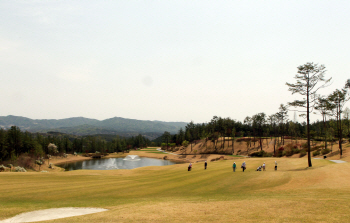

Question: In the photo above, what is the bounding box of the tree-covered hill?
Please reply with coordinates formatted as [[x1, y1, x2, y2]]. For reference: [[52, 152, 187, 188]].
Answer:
[[0, 116, 187, 138]]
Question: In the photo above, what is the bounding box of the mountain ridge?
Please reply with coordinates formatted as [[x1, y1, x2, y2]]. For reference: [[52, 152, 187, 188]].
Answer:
[[0, 115, 187, 137]]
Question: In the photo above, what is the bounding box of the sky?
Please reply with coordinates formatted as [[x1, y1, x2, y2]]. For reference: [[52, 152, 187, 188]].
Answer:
[[1, 1, 349, 124]]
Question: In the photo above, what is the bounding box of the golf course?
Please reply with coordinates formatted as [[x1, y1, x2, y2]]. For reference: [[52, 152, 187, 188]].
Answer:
[[1, 153, 350, 222]]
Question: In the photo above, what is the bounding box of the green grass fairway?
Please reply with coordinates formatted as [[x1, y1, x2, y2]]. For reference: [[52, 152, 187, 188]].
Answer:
[[1, 158, 350, 222]]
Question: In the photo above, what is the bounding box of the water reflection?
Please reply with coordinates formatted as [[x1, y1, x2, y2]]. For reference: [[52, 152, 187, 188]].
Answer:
[[58, 157, 176, 171]]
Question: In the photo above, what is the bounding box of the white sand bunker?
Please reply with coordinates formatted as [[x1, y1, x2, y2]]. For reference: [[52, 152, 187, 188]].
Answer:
[[0, 207, 108, 223]]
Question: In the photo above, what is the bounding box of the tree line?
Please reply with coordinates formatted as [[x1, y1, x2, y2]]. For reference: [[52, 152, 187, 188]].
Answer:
[[162, 63, 349, 167], [0, 127, 150, 162]]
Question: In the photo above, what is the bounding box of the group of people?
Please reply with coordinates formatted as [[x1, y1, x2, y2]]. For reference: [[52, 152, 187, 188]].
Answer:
[[188, 161, 207, 171], [188, 160, 278, 172], [237, 161, 278, 172], [256, 163, 266, 171]]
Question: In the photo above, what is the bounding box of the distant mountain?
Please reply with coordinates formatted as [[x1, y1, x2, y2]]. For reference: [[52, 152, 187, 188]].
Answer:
[[0, 115, 187, 139]]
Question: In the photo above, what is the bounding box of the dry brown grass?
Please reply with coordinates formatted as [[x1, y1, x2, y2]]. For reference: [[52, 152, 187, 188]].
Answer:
[[1, 157, 350, 222]]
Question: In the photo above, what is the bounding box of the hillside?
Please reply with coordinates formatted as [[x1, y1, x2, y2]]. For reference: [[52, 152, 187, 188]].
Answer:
[[167, 137, 350, 161], [0, 115, 187, 138]]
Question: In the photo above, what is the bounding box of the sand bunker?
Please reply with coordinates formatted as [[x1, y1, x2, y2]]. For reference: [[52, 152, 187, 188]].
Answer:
[[0, 207, 108, 223]]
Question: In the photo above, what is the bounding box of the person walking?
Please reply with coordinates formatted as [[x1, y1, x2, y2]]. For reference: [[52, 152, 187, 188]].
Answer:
[[242, 161, 246, 172], [188, 163, 192, 171], [275, 161, 277, 171], [233, 162, 236, 172], [204, 161, 207, 170], [263, 162, 266, 171]]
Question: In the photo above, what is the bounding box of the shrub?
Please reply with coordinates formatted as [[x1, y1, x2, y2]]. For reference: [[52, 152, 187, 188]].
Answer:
[[16, 154, 34, 170], [311, 145, 323, 151], [0, 165, 7, 172], [14, 166, 27, 172], [312, 150, 320, 156], [266, 152, 273, 157], [182, 140, 189, 147], [292, 148, 300, 154], [250, 150, 272, 157], [321, 148, 331, 155], [284, 143, 294, 150], [300, 150, 306, 157], [285, 149, 294, 157]]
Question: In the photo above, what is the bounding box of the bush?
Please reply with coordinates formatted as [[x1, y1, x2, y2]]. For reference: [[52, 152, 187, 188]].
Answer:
[[292, 148, 300, 154], [321, 148, 331, 155], [284, 143, 294, 150], [312, 150, 320, 156], [250, 150, 272, 157], [300, 150, 306, 157], [14, 166, 27, 172], [311, 145, 323, 151], [285, 149, 294, 157], [16, 154, 34, 170], [0, 165, 7, 172], [182, 140, 189, 147]]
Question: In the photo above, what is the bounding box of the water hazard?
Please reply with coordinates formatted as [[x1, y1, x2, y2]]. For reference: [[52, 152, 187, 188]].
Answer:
[[58, 155, 177, 171]]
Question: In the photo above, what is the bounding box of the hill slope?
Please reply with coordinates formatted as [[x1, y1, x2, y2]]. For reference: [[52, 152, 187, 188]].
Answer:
[[0, 115, 187, 137]]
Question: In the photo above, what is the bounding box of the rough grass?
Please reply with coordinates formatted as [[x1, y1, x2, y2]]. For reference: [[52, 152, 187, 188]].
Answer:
[[1, 158, 350, 222]]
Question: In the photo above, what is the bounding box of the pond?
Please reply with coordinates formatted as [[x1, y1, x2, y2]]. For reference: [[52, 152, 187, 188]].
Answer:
[[57, 155, 177, 171]]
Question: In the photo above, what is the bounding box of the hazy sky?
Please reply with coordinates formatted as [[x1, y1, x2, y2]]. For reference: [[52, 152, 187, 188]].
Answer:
[[1, 1, 349, 123]]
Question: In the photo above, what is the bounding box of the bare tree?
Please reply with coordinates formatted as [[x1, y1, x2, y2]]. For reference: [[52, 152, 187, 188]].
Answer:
[[286, 62, 332, 167]]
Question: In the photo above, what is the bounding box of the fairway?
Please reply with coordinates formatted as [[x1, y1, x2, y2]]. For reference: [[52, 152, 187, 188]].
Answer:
[[1, 158, 350, 222]]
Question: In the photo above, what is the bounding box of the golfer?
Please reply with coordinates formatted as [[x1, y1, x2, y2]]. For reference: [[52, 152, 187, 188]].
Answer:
[[242, 161, 246, 172], [275, 161, 277, 171], [188, 163, 192, 171]]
